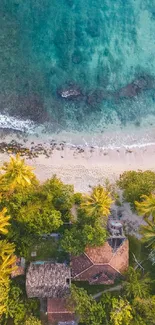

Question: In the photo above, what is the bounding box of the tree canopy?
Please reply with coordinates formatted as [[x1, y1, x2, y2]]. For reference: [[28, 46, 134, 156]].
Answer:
[[123, 267, 151, 300], [0, 154, 38, 194], [117, 170, 155, 209], [1, 154, 155, 325], [81, 185, 113, 221], [135, 193, 155, 221], [0, 208, 10, 235], [61, 207, 107, 255], [24, 315, 42, 325]]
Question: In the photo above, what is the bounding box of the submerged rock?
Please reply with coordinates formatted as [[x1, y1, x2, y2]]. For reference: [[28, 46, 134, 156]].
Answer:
[[57, 86, 82, 100], [116, 75, 155, 99], [86, 89, 111, 106]]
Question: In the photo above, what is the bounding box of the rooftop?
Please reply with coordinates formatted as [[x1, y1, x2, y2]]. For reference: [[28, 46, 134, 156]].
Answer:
[[47, 298, 75, 325], [71, 239, 129, 282], [26, 262, 71, 298]]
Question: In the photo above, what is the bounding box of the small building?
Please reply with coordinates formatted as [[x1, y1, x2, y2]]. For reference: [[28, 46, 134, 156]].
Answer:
[[47, 298, 76, 325], [71, 219, 129, 285], [26, 262, 75, 324], [11, 256, 25, 278]]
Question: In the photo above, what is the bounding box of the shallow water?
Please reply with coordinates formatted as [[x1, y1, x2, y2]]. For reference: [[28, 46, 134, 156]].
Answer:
[[1, 0, 155, 146]]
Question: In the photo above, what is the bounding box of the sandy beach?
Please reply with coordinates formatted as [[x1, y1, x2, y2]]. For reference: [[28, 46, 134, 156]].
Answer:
[[0, 132, 155, 193]]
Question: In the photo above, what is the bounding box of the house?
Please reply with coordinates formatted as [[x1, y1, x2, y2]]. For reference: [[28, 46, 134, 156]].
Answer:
[[26, 262, 71, 298], [26, 219, 128, 323], [11, 256, 25, 278], [47, 298, 76, 325], [71, 219, 129, 284], [26, 262, 75, 325]]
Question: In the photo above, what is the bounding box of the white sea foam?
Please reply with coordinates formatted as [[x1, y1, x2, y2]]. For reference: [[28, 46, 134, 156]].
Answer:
[[0, 114, 36, 134], [0, 114, 155, 150]]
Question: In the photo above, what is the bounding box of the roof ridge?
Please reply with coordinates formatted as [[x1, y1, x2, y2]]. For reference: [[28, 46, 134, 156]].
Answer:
[[108, 239, 128, 269], [106, 263, 122, 275], [84, 252, 95, 264], [93, 262, 122, 275], [72, 263, 93, 278]]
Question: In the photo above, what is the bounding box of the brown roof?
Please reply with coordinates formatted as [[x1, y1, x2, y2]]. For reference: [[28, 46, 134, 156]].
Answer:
[[109, 239, 129, 273], [85, 241, 114, 264], [26, 262, 71, 298], [71, 253, 93, 277], [47, 298, 75, 325], [74, 264, 118, 284], [11, 256, 25, 278], [71, 239, 129, 284]]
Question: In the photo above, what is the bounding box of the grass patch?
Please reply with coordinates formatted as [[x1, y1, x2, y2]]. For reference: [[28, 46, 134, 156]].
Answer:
[[73, 281, 114, 295], [29, 238, 69, 263]]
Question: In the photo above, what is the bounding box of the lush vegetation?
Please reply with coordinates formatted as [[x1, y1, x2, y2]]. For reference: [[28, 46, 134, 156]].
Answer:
[[0, 155, 155, 324], [117, 170, 155, 209]]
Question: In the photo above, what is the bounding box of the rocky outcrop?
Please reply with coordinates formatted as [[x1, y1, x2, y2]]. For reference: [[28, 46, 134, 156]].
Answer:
[[57, 86, 82, 100], [116, 75, 155, 99]]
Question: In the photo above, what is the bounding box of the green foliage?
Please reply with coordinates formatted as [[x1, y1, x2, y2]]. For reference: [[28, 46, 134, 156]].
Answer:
[[24, 315, 42, 325], [69, 285, 105, 325], [81, 185, 113, 221], [70, 285, 133, 325], [140, 221, 155, 251], [110, 298, 133, 325], [82, 222, 107, 246], [73, 192, 83, 204], [132, 296, 155, 325], [61, 192, 108, 255], [61, 217, 107, 255], [123, 267, 151, 299], [42, 175, 74, 220], [0, 176, 75, 255], [135, 193, 155, 221], [4, 282, 39, 325], [17, 202, 62, 235], [0, 208, 11, 236], [0, 154, 38, 195], [0, 277, 10, 318], [117, 170, 155, 208], [61, 227, 84, 255]]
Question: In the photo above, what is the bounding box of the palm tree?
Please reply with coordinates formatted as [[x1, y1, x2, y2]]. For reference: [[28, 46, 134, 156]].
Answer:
[[140, 221, 155, 250], [135, 193, 155, 222], [0, 208, 10, 235], [81, 185, 113, 220], [0, 240, 16, 279], [0, 154, 37, 192], [0, 240, 15, 261], [123, 267, 151, 299], [0, 276, 10, 318], [139, 219, 155, 265]]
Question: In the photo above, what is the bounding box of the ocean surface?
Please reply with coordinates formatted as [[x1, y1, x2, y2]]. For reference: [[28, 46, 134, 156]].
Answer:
[[1, 0, 155, 148]]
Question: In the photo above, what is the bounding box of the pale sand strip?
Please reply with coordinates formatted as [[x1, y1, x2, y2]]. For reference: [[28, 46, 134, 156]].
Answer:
[[0, 141, 155, 192]]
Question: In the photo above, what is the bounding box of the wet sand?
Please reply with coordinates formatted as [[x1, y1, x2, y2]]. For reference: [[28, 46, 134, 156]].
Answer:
[[0, 133, 155, 192]]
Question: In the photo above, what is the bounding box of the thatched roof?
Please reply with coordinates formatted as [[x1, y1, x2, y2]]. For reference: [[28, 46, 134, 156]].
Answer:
[[26, 262, 71, 298]]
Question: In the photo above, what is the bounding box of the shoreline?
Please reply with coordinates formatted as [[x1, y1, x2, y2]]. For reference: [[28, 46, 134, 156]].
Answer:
[[0, 132, 155, 192]]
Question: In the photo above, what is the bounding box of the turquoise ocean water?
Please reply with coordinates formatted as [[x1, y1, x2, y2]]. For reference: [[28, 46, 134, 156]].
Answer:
[[1, 0, 155, 147]]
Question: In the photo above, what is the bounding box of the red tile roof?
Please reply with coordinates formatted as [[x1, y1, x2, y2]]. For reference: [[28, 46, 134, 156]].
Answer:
[[71, 253, 93, 277], [47, 298, 75, 325], [85, 242, 114, 264], [71, 239, 129, 284]]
